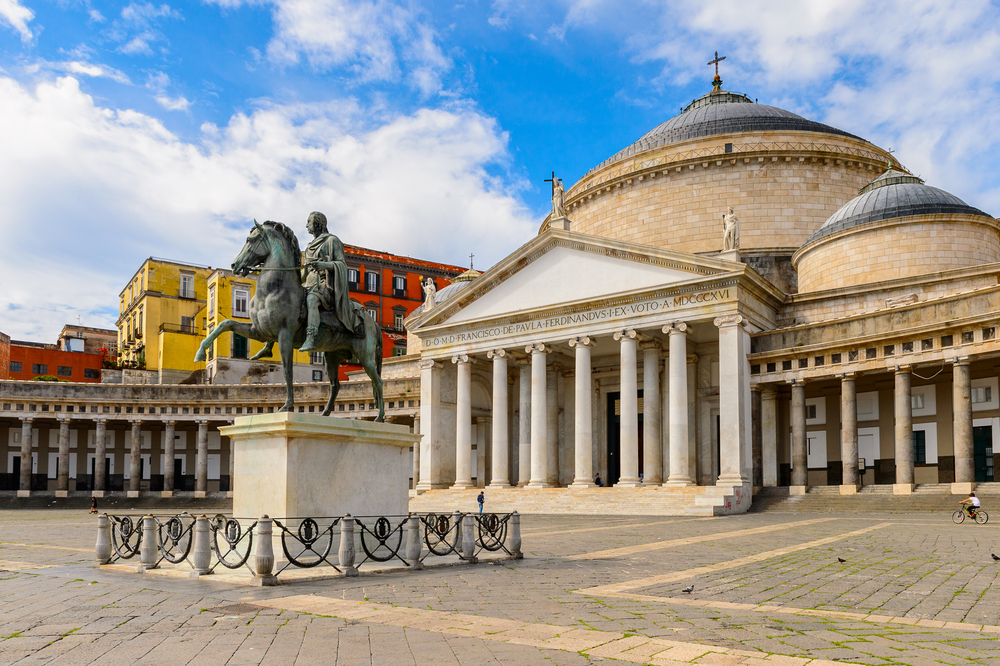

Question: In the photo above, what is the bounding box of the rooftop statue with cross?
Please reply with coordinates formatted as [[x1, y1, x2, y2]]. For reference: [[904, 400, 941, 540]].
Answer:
[[545, 171, 566, 218], [708, 50, 726, 91]]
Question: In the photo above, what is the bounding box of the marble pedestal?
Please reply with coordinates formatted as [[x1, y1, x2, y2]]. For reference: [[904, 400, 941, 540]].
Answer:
[[221, 413, 419, 520]]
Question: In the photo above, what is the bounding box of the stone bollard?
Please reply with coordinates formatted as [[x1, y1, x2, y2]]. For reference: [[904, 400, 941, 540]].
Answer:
[[509, 511, 522, 559], [452, 510, 463, 554], [253, 516, 277, 586], [406, 514, 423, 570], [190, 515, 211, 576], [462, 513, 477, 564], [338, 514, 358, 577], [139, 515, 159, 571], [95, 513, 112, 566]]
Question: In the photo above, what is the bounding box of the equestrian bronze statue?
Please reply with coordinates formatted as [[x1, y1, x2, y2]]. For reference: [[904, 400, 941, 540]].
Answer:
[[194, 213, 384, 420]]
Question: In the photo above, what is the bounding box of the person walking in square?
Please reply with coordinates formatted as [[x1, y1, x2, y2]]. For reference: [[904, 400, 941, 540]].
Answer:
[[477, 491, 485, 515], [89, 496, 98, 514]]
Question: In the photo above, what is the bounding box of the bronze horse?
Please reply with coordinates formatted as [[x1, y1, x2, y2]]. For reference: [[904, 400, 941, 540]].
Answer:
[[194, 220, 384, 420]]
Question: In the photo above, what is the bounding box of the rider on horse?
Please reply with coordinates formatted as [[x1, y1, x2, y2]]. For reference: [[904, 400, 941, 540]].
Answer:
[[300, 211, 365, 352]]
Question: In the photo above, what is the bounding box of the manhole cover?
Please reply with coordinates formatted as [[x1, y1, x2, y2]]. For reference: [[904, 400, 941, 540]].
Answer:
[[206, 603, 265, 616]]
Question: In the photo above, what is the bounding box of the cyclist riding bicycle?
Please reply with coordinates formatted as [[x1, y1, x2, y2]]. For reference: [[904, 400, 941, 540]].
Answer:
[[960, 492, 981, 517]]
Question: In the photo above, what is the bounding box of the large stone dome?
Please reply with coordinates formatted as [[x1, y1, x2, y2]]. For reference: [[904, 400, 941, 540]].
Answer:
[[794, 171, 999, 292]]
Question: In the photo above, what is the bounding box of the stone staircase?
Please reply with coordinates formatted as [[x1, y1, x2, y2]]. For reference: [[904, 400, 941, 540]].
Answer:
[[408, 484, 750, 517], [749, 484, 1000, 513]]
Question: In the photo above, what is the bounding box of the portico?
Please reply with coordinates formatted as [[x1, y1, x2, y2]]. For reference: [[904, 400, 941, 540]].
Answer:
[[407, 228, 781, 515]]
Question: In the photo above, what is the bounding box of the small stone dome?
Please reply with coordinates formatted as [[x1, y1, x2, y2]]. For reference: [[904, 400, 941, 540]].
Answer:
[[587, 88, 860, 175], [806, 170, 991, 244]]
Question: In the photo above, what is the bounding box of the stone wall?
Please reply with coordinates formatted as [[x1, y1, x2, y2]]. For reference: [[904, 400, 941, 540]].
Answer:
[[563, 132, 892, 255], [795, 215, 1000, 293]]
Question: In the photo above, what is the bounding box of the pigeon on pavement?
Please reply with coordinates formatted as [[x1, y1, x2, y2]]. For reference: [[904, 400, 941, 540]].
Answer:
[[681, 585, 694, 594], [991, 553, 1000, 562], [838, 557, 846, 564]]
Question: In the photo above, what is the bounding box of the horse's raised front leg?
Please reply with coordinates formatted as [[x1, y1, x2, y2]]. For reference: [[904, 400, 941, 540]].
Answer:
[[249, 341, 274, 361], [276, 328, 295, 412], [194, 319, 258, 362], [322, 353, 344, 416]]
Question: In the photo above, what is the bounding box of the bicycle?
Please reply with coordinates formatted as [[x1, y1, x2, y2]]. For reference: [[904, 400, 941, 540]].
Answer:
[[952, 506, 989, 524]]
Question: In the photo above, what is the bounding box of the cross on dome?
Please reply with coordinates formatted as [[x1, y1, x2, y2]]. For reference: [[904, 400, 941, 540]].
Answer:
[[708, 51, 726, 90]]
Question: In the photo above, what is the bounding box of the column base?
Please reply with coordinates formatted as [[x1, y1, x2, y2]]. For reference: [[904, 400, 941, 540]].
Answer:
[[525, 481, 554, 488], [450, 482, 474, 490], [161, 491, 174, 498], [614, 479, 642, 488], [91, 491, 105, 498], [839, 484, 860, 495], [716, 474, 748, 487], [951, 481, 976, 494], [892, 483, 915, 495], [194, 491, 207, 498], [127, 491, 140, 498], [226, 491, 234, 498], [251, 574, 278, 587], [789, 485, 808, 496], [569, 481, 596, 489], [487, 482, 511, 489], [663, 477, 693, 487], [16, 490, 30, 498], [55, 490, 69, 498], [642, 479, 663, 487]]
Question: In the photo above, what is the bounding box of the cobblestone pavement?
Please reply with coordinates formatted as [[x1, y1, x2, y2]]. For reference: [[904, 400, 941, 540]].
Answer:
[[2, 509, 1000, 664]]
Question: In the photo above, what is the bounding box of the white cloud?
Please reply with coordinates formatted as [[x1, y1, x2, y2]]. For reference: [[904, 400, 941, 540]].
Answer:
[[26, 59, 132, 84], [109, 3, 182, 56], [119, 32, 157, 55], [0, 75, 535, 340], [155, 94, 191, 111], [0, 0, 34, 41]]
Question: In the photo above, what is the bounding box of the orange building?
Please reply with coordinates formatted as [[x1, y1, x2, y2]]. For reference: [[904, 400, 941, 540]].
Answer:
[[340, 245, 467, 379], [0, 332, 9, 381], [8, 340, 105, 383]]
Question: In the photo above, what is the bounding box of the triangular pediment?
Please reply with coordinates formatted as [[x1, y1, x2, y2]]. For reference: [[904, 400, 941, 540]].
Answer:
[[412, 229, 741, 330]]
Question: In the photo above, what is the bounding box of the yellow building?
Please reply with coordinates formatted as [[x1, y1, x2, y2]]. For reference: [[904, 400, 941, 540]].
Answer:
[[116, 258, 316, 384]]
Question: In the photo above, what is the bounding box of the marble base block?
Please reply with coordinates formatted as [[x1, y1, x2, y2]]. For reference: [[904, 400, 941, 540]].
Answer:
[[951, 481, 976, 495], [892, 483, 915, 495], [221, 413, 420, 520], [55, 490, 68, 498], [91, 491, 105, 498], [839, 484, 859, 495], [194, 491, 207, 499], [161, 491, 173, 498], [788, 485, 808, 496], [127, 491, 140, 498], [16, 490, 29, 498]]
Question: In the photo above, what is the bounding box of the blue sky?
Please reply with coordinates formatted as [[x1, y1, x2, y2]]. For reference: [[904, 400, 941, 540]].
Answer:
[[2, 0, 1000, 340]]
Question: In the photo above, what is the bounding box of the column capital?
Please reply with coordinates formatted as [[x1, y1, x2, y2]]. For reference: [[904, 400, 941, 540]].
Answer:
[[713, 313, 744, 328], [568, 335, 595, 348], [451, 354, 474, 365], [57, 416, 72, 424], [165, 420, 176, 426], [840, 372, 857, 380], [662, 321, 687, 334], [196, 420, 208, 426], [613, 328, 638, 342], [418, 359, 442, 370], [761, 387, 778, 400], [525, 343, 547, 355], [894, 364, 912, 374], [95, 417, 107, 425], [515, 357, 532, 367], [639, 339, 661, 352], [20, 417, 33, 424], [486, 348, 506, 359], [953, 356, 971, 366]]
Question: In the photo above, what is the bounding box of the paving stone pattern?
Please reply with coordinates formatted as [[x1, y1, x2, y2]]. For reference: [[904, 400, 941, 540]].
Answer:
[[1, 509, 1000, 664]]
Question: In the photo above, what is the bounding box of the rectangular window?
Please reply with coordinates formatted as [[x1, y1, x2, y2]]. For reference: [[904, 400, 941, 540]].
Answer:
[[348, 268, 360, 288], [180, 273, 194, 299], [32, 364, 47, 375], [393, 275, 406, 296], [310, 352, 324, 365], [312, 370, 323, 381], [392, 345, 407, 356], [782, 360, 792, 371], [884, 345, 895, 356], [232, 334, 248, 359], [367, 307, 378, 322], [84, 369, 99, 379], [9, 361, 21, 373], [902, 341, 913, 353], [984, 327, 996, 341], [181, 316, 193, 334], [207, 325, 214, 360], [973, 386, 992, 404], [911, 394, 925, 410], [962, 331, 974, 344], [766, 362, 776, 373], [913, 430, 926, 465], [57, 366, 72, 377], [921, 339, 933, 351], [806, 404, 817, 419], [233, 289, 249, 318], [208, 285, 216, 314], [866, 347, 877, 359], [366, 271, 379, 293], [394, 311, 404, 329], [798, 358, 807, 369], [941, 335, 953, 347]]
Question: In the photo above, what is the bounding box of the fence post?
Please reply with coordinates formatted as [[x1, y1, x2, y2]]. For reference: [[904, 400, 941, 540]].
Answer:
[[139, 515, 158, 571], [339, 514, 358, 577], [191, 515, 211, 576], [95, 514, 112, 565], [462, 513, 477, 563], [452, 510, 463, 553], [253, 516, 277, 586], [509, 511, 522, 559], [406, 514, 423, 570]]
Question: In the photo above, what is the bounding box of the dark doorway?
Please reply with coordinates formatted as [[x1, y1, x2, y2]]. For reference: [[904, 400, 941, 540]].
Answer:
[[174, 458, 183, 481], [715, 414, 721, 482], [606, 391, 644, 486], [974, 425, 994, 482]]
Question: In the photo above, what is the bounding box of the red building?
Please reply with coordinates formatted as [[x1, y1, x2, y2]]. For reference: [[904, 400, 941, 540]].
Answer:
[[0, 332, 9, 381], [7, 342, 104, 383], [338, 245, 467, 379]]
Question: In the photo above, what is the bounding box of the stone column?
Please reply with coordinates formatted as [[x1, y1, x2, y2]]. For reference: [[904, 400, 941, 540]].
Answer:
[[56, 418, 71, 496], [715, 315, 749, 487], [663, 323, 691, 486], [476, 417, 489, 487], [94, 419, 107, 496], [525, 343, 550, 487], [227, 433, 234, 497], [840, 373, 859, 494], [751, 388, 762, 489], [546, 366, 559, 487], [790, 380, 808, 493], [761, 389, 778, 487], [417, 359, 446, 491], [569, 336, 596, 487], [614, 328, 641, 487], [451, 354, 474, 489], [641, 341, 662, 485], [18, 418, 33, 496], [894, 366, 914, 494], [953, 358, 974, 493], [163, 421, 176, 495], [517, 359, 531, 487], [195, 420, 208, 497], [412, 414, 421, 490], [487, 349, 510, 488], [128, 421, 142, 496]]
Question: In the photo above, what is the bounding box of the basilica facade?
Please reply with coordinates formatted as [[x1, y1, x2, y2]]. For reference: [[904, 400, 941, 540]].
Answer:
[[406, 78, 1000, 515]]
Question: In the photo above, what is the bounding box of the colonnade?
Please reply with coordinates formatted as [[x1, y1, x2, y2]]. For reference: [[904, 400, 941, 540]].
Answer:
[[12, 417, 224, 497], [420, 316, 752, 490]]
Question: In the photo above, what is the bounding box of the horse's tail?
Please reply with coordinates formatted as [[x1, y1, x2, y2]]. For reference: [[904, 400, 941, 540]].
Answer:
[[374, 321, 383, 376]]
